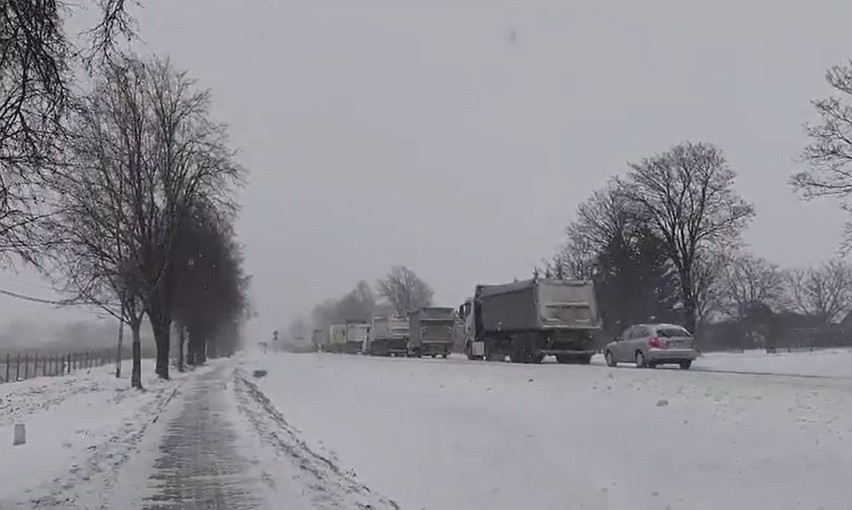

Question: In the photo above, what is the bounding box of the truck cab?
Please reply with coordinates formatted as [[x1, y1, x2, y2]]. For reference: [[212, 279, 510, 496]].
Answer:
[[459, 298, 485, 360]]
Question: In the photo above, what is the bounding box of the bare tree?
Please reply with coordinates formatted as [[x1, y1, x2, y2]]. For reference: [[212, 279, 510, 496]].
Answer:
[[717, 252, 783, 320], [692, 248, 728, 326], [377, 266, 433, 317], [0, 1, 135, 264], [53, 55, 243, 381], [785, 260, 852, 323], [48, 60, 149, 386], [618, 142, 755, 332], [794, 62, 852, 199], [552, 240, 596, 280], [556, 182, 682, 332]]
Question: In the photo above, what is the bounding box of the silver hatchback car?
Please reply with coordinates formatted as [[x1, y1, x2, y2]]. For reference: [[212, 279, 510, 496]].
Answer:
[[604, 323, 697, 369]]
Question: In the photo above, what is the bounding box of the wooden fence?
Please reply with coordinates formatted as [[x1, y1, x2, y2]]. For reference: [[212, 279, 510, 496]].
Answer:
[[0, 349, 114, 384]]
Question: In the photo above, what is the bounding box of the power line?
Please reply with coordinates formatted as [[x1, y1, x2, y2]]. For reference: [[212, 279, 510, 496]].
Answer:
[[0, 287, 83, 306]]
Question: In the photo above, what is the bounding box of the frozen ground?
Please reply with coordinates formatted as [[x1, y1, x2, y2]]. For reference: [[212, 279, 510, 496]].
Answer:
[[107, 362, 398, 510], [0, 358, 398, 510], [3, 349, 850, 509], [0, 360, 205, 509], [246, 350, 852, 510], [695, 348, 852, 378]]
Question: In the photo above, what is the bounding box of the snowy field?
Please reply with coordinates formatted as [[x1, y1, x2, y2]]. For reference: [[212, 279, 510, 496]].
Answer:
[[0, 360, 212, 508], [247, 350, 852, 510]]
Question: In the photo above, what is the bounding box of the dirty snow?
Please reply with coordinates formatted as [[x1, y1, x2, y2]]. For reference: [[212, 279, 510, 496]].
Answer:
[[246, 350, 852, 510]]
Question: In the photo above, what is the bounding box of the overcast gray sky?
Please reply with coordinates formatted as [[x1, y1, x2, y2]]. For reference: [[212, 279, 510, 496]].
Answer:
[[2, 0, 852, 343]]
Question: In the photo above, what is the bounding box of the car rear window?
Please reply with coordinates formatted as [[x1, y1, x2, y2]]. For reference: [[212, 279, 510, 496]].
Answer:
[[656, 327, 691, 337]]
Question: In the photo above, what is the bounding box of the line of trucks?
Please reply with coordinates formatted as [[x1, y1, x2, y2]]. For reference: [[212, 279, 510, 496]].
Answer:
[[313, 277, 602, 364]]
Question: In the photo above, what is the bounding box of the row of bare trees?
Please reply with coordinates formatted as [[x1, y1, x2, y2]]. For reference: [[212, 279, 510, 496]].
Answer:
[[546, 142, 755, 335], [287, 266, 433, 343], [548, 58, 852, 344], [1, 3, 249, 388], [46, 56, 249, 387], [549, 140, 852, 342]]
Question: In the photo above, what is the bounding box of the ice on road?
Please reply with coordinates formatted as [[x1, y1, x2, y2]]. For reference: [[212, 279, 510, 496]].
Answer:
[[248, 351, 852, 510]]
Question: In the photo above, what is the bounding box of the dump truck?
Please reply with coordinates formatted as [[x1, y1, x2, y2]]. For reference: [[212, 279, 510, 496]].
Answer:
[[364, 316, 409, 356], [408, 307, 456, 358], [459, 277, 600, 364], [327, 324, 347, 353], [345, 322, 370, 354]]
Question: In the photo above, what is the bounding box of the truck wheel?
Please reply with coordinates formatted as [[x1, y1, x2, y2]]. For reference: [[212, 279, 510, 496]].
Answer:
[[509, 345, 529, 363], [441, 353, 449, 359], [679, 360, 692, 370], [509, 335, 533, 363], [605, 351, 617, 367]]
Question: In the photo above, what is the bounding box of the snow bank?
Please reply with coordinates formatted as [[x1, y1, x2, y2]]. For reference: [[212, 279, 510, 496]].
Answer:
[[697, 348, 852, 378], [0, 360, 211, 508], [247, 352, 852, 510]]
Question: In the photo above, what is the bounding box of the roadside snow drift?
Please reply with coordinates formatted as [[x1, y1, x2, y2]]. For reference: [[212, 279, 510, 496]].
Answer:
[[246, 351, 852, 510]]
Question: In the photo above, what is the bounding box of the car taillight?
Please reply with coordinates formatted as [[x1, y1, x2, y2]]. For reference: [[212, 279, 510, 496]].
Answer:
[[648, 337, 661, 348]]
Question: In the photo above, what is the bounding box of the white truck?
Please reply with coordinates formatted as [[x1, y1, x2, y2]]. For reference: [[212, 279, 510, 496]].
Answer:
[[407, 307, 456, 358], [345, 322, 370, 354], [364, 316, 409, 356], [459, 277, 601, 364], [327, 324, 347, 353]]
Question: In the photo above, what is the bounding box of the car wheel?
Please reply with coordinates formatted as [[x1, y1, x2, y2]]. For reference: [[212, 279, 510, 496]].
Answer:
[[605, 351, 617, 367], [679, 360, 692, 370], [635, 351, 647, 368]]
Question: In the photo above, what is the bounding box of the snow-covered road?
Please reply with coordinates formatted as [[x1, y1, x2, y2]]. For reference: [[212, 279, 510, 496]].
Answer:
[[3, 351, 851, 509], [247, 351, 852, 510]]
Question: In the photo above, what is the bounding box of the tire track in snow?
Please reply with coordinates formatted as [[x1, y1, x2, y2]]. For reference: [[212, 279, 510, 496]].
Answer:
[[692, 367, 852, 381]]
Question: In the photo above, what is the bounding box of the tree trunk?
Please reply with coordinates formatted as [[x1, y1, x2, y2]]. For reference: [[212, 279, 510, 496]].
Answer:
[[200, 334, 208, 364], [187, 326, 197, 366], [177, 324, 185, 372], [115, 318, 124, 379], [154, 329, 170, 379], [146, 298, 173, 379], [678, 267, 698, 335], [131, 321, 143, 390], [683, 296, 697, 337]]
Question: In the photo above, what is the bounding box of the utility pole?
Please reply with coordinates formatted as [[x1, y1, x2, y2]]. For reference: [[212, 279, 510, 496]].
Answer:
[[115, 302, 124, 379]]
